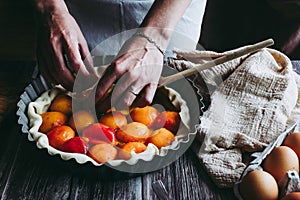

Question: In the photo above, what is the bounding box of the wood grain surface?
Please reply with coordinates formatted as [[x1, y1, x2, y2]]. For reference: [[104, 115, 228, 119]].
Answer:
[[0, 62, 237, 199]]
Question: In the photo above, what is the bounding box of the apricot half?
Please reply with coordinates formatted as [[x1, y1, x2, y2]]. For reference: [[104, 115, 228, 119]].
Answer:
[[122, 142, 147, 154], [50, 94, 72, 115], [146, 128, 175, 149], [98, 111, 127, 130], [82, 123, 116, 145], [116, 122, 151, 143], [46, 125, 75, 150], [68, 110, 95, 132], [151, 111, 180, 133], [39, 111, 68, 133], [61, 136, 88, 154], [88, 143, 117, 163], [130, 106, 159, 126]]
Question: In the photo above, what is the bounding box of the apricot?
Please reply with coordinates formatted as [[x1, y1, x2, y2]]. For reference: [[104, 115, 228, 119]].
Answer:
[[61, 136, 88, 154], [46, 125, 75, 150], [117, 142, 147, 160], [82, 123, 116, 145], [130, 106, 159, 126], [49, 94, 72, 115], [88, 143, 117, 163], [68, 110, 95, 132], [122, 142, 147, 154], [39, 111, 68, 133], [116, 122, 151, 143], [98, 111, 127, 130], [117, 149, 132, 160], [146, 128, 175, 149], [151, 111, 180, 133]]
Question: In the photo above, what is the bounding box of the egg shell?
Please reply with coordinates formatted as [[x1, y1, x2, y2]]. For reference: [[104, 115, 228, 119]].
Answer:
[[281, 192, 300, 200], [263, 146, 299, 183], [239, 170, 278, 200], [283, 132, 300, 159]]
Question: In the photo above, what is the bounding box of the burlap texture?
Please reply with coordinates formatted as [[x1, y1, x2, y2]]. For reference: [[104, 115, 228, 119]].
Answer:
[[168, 47, 300, 188]]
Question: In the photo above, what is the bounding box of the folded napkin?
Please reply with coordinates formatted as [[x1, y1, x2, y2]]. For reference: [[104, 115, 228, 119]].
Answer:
[[168, 47, 300, 188]]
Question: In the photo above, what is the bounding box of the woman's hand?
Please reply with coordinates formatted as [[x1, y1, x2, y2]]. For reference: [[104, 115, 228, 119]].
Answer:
[[95, 35, 164, 110], [95, 0, 192, 110], [35, 0, 95, 91]]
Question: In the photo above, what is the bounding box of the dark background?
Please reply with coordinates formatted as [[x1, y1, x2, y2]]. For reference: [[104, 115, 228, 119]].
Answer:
[[0, 0, 299, 61]]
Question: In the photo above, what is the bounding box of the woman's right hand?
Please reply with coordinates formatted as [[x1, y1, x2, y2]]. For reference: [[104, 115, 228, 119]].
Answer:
[[34, 0, 95, 91]]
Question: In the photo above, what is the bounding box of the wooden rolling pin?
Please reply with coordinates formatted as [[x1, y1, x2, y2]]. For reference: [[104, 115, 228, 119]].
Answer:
[[158, 38, 274, 87]]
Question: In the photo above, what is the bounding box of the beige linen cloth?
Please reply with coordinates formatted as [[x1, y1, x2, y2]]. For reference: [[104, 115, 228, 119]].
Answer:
[[168, 47, 300, 188]]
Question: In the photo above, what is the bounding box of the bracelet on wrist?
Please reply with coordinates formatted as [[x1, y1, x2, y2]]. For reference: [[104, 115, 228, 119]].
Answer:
[[134, 31, 166, 56]]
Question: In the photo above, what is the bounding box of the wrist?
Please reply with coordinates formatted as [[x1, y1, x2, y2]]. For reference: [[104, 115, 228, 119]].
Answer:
[[134, 31, 166, 56], [138, 27, 172, 51], [33, 0, 69, 22]]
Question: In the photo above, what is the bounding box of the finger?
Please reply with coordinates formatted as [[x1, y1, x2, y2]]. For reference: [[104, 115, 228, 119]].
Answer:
[[95, 53, 136, 103], [132, 82, 158, 108], [95, 67, 118, 103], [50, 42, 75, 91], [114, 80, 146, 110], [116, 88, 140, 109], [77, 42, 99, 90], [110, 58, 143, 102], [65, 44, 98, 92], [64, 41, 90, 76], [79, 41, 95, 74], [110, 70, 139, 103]]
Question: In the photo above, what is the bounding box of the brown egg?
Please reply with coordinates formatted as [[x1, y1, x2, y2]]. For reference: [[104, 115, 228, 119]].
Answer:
[[130, 106, 159, 126], [263, 146, 299, 182], [281, 192, 300, 200], [239, 170, 278, 200], [283, 132, 300, 159]]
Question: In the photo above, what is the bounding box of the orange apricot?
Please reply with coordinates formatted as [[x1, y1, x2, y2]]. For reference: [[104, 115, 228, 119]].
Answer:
[[98, 111, 127, 130], [46, 125, 75, 150], [122, 142, 147, 154], [151, 111, 180, 133], [146, 128, 175, 149], [130, 106, 159, 126], [39, 111, 68, 133], [68, 110, 95, 132], [88, 143, 117, 163], [49, 94, 72, 115], [116, 122, 151, 143]]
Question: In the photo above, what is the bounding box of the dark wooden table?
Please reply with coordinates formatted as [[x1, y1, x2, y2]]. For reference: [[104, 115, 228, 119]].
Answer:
[[0, 61, 238, 200]]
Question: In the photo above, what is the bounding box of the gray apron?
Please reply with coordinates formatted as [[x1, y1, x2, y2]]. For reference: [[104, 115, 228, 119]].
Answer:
[[65, 0, 206, 55]]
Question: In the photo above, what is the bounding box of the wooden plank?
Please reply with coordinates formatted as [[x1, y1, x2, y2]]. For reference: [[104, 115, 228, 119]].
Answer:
[[172, 149, 236, 200], [0, 117, 143, 199], [0, 122, 72, 199], [142, 164, 175, 200], [142, 149, 237, 200]]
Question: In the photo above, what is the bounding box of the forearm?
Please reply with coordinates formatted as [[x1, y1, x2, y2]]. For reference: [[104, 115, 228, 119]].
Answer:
[[140, 0, 192, 49]]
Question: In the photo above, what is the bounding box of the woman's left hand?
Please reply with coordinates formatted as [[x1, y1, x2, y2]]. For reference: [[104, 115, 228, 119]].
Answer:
[[95, 35, 164, 110]]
